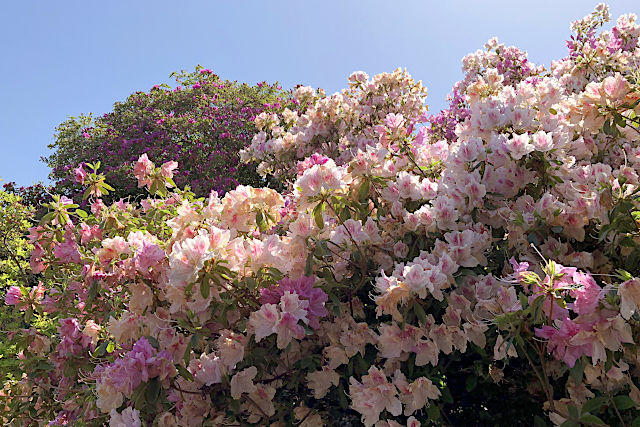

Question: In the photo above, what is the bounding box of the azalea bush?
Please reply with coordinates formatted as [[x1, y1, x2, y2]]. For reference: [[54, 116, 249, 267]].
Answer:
[[0, 189, 42, 382], [45, 67, 293, 202], [2, 182, 53, 220], [4, 4, 640, 426]]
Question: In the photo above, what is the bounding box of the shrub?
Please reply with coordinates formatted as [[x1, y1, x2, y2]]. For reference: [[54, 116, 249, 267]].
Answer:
[[2, 182, 53, 220], [44, 67, 292, 202], [4, 5, 640, 426], [0, 189, 39, 382]]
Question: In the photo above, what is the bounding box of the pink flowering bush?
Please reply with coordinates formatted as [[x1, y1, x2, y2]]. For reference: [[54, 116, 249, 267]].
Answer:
[[4, 4, 640, 426]]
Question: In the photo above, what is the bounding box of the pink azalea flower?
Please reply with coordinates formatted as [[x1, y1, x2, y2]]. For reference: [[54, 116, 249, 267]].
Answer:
[[259, 276, 328, 328], [160, 160, 178, 179], [5, 286, 22, 306], [569, 271, 602, 315], [74, 164, 88, 184]]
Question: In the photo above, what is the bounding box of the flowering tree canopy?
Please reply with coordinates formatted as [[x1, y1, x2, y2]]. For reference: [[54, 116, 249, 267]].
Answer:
[[3, 4, 640, 426], [45, 67, 292, 201]]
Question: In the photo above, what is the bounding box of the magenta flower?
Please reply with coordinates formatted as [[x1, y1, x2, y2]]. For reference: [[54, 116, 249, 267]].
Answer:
[[535, 318, 591, 367], [5, 286, 22, 306], [260, 276, 328, 328], [569, 271, 602, 315], [73, 164, 87, 184]]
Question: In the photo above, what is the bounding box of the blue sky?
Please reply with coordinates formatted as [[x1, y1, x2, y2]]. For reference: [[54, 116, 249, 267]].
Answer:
[[1, 1, 638, 186]]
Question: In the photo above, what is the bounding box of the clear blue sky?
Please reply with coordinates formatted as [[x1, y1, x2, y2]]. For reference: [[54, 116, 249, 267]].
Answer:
[[1, 1, 638, 186]]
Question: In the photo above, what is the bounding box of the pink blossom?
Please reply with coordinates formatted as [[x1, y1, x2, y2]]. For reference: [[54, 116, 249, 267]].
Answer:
[[74, 164, 88, 184], [535, 318, 591, 367], [53, 230, 81, 264], [249, 303, 279, 342], [273, 312, 305, 349], [5, 286, 22, 306], [109, 407, 141, 427], [189, 352, 223, 386], [134, 242, 165, 274], [160, 160, 178, 179], [133, 154, 154, 187], [569, 271, 602, 315], [260, 276, 328, 328]]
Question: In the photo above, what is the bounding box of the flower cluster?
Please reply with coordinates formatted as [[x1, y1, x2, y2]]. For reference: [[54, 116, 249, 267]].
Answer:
[[3, 5, 640, 426]]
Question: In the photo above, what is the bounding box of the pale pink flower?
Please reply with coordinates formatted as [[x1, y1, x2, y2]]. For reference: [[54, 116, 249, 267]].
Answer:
[[279, 291, 309, 323], [306, 366, 340, 399], [619, 278, 640, 319], [274, 312, 305, 349], [570, 271, 602, 315], [133, 153, 154, 185], [249, 303, 279, 342], [349, 366, 402, 427], [160, 160, 178, 179], [531, 131, 554, 152], [393, 370, 441, 415], [230, 366, 257, 399], [215, 330, 245, 369], [189, 352, 223, 386], [109, 407, 141, 427]]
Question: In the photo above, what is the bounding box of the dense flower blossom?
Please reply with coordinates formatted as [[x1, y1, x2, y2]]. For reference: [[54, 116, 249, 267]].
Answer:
[[95, 337, 175, 412], [4, 5, 640, 425], [259, 276, 328, 328]]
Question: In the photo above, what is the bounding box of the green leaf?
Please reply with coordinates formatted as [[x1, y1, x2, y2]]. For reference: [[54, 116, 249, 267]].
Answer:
[[413, 301, 427, 325], [131, 383, 146, 410], [75, 209, 88, 218], [465, 375, 478, 392], [200, 279, 210, 299], [40, 212, 55, 224], [581, 396, 606, 415], [313, 202, 325, 229], [615, 269, 633, 281], [87, 281, 99, 304], [612, 395, 636, 410], [442, 386, 453, 404], [337, 385, 348, 409], [570, 358, 585, 383], [518, 292, 528, 309], [106, 341, 115, 353], [304, 252, 314, 276], [578, 414, 606, 425], [426, 404, 441, 421], [94, 341, 107, 357], [145, 378, 161, 404], [533, 416, 548, 427], [568, 405, 579, 419], [357, 179, 370, 202], [145, 335, 160, 350], [183, 339, 192, 366], [176, 364, 193, 381]]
